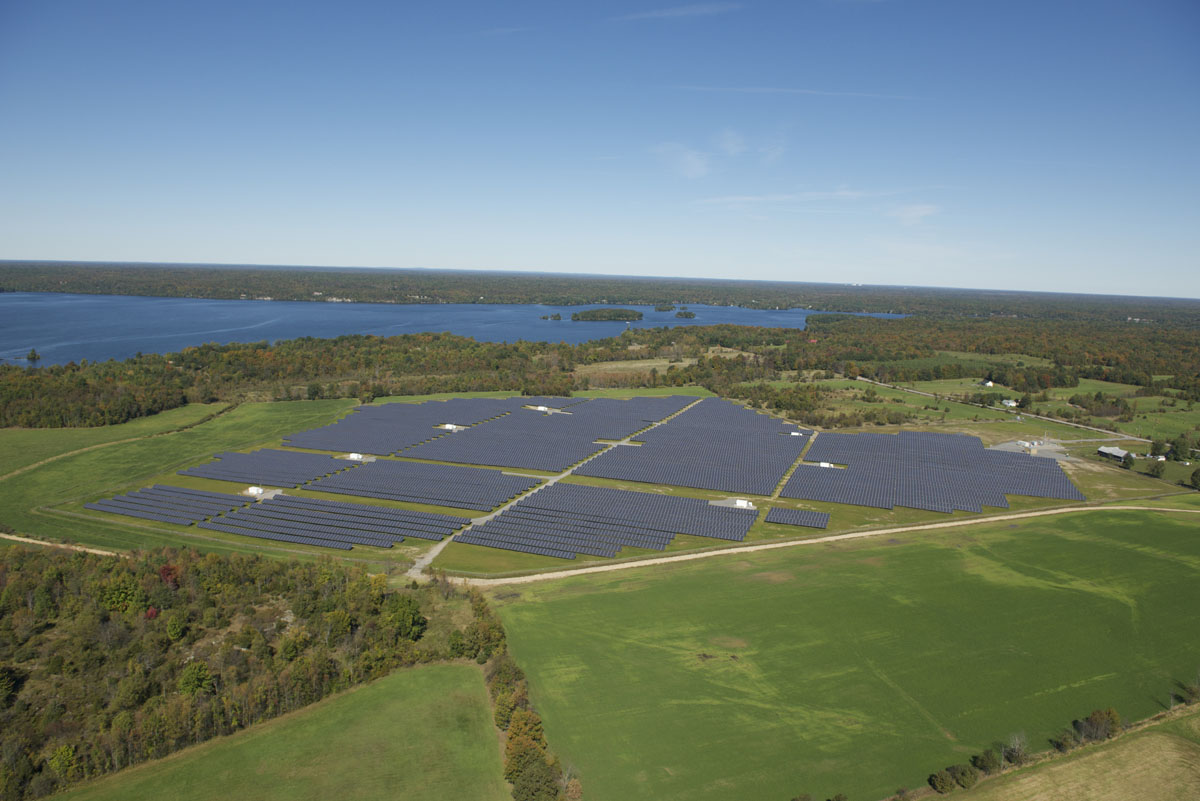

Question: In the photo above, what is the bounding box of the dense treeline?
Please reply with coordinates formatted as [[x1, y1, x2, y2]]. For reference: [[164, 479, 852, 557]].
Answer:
[[3, 313, 1199, 428], [569, 308, 642, 321], [436, 577, 578, 801], [4, 261, 1200, 323], [0, 546, 448, 800]]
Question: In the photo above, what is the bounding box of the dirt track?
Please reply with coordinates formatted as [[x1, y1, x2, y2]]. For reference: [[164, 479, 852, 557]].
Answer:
[[0, 532, 123, 557], [462, 504, 1200, 587]]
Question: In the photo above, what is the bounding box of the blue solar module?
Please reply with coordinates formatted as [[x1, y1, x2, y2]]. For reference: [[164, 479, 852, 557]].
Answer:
[[198, 520, 354, 551], [308, 458, 542, 511], [85, 484, 250, 525], [282, 398, 520, 455], [237, 494, 469, 541], [576, 398, 811, 494], [780, 430, 1085, 512], [179, 449, 354, 488], [453, 482, 758, 560], [400, 396, 697, 472], [765, 507, 830, 529]]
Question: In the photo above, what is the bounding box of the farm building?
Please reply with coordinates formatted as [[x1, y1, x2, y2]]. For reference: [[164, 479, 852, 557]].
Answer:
[[1098, 446, 1130, 461]]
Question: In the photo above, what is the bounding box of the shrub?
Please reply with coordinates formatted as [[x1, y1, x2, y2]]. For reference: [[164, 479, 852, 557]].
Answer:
[[928, 769, 955, 794], [971, 749, 1002, 774], [948, 763, 979, 789], [1003, 733, 1029, 765]]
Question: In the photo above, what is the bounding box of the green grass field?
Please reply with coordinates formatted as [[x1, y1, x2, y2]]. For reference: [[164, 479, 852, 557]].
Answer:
[[811, 378, 1011, 424], [958, 708, 1200, 801], [60, 664, 507, 801], [0, 399, 388, 560], [0, 402, 228, 477], [493, 509, 1200, 801]]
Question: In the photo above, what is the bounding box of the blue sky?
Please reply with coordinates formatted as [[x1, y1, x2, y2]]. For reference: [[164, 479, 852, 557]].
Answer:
[[0, 1, 1196, 298]]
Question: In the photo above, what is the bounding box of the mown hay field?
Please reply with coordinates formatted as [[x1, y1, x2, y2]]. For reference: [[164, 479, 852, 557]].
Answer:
[[495, 509, 1200, 801], [60, 664, 507, 801]]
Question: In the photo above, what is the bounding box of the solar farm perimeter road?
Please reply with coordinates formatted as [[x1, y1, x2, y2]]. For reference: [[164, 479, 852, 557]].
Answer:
[[460, 501, 1200, 587], [405, 397, 707, 579]]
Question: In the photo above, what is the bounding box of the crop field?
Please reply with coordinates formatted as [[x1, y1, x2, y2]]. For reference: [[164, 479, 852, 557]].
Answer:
[[60, 664, 507, 801], [959, 708, 1200, 801], [494, 509, 1200, 801]]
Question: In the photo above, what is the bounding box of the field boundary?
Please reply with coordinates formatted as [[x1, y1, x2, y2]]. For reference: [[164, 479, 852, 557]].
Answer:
[[464, 502, 1200, 586], [0, 531, 123, 557]]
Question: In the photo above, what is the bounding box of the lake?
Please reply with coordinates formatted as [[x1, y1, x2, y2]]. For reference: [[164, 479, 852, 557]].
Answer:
[[0, 292, 903, 366]]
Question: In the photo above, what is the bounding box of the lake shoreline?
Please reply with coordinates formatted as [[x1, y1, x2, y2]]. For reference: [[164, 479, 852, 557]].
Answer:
[[1, 291, 904, 367]]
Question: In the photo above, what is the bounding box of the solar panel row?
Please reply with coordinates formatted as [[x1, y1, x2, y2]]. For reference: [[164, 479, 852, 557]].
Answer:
[[198, 521, 354, 551], [455, 482, 758, 560], [283, 398, 520, 455], [209, 512, 399, 548], [232, 495, 468, 542], [780, 430, 1085, 513], [576, 398, 811, 494], [309, 458, 542, 511], [179, 448, 354, 488], [402, 396, 697, 472], [84, 484, 250, 525], [764, 507, 830, 529]]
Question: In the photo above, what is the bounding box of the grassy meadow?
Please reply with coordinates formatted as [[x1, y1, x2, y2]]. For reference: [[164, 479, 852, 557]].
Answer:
[[493, 509, 1200, 801], [0, 402, 228, 477], [958, 708, 1200, 801], [59, 664, 508, 801], [0, 399, 387, 558]]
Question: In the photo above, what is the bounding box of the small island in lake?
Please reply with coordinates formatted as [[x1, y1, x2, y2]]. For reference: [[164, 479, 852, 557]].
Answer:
[[654, 304, 676, 312], [674, 310, 696, 318], [539, 313, 563, 320], [571, 308, 643, 322]]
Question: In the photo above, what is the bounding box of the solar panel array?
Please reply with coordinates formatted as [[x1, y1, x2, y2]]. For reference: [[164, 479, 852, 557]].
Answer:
[[780, 430, 1085, 513], [401, 395, 697, 471], [765, 507, 830, 530], [198, 493, 470, 550], [576, 398, 812, 494], [281, 398, 520, 455], [179, 449, 353, 488], [455, 482, 758, 560], [309, 458, 542, 511], [85, 484, 249, 525]]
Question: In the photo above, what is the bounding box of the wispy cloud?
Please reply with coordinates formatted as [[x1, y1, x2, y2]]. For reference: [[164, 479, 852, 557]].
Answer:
[[697, 188, 891, 205], [654, 143, 711, 178], [479, 26, 533, 37], [676, 85, 915, 100], [757, 137, 785, 164], [615, 3, 742, 22], [714, 129, 747, 156], [888, 204, 939, 225]]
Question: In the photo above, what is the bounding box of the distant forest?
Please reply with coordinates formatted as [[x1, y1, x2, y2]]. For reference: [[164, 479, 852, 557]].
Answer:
[[3, 261, 1199, 323], [2, 313, 1197, 429]]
